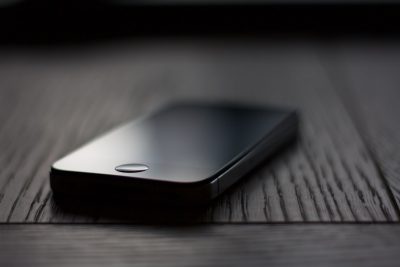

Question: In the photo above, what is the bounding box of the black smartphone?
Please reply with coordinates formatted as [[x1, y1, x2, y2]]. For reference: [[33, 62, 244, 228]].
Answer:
[[50, 103, 298, 205]]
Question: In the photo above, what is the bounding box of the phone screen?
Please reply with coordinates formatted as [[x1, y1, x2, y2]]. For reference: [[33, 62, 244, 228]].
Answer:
[[53, 103, 287, 183]]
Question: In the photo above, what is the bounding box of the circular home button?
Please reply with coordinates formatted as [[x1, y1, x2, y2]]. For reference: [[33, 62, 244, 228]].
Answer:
[[115, 163, 149, 173]]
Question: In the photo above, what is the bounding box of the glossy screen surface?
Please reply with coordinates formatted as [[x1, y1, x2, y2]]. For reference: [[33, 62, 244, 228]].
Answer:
[[53, 104, 289, 183]]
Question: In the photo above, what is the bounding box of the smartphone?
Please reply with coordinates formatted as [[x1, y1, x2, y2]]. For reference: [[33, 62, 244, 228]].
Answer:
[[50, 102, 298, 205]]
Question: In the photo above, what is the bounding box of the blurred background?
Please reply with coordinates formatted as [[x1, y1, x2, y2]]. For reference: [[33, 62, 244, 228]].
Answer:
[[1, 0, 399, 42]]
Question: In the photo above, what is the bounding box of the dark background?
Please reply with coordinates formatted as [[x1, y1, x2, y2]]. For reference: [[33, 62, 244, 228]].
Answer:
[[1, 1, 400, 43]]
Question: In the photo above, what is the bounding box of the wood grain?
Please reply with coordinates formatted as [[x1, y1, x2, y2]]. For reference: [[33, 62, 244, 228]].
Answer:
[[320, 40, 400, 216], [1, 224, 400, 267], [0, 39, 397, 222]]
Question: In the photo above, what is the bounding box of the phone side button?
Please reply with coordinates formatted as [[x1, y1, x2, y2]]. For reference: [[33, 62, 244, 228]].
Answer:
[[115, 164, 149, 173]]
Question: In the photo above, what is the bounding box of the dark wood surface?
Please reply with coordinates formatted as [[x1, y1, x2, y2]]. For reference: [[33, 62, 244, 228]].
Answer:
[[321, 41, 400, 211], [2, 38, 400, 265], [1, 224, 400, 267], [1, 39, 400, 222]]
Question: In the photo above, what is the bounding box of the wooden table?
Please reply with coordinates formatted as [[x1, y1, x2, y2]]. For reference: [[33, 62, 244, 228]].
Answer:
[[1, 37, 400, 265]]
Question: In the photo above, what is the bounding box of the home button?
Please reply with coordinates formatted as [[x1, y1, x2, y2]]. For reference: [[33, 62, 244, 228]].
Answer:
[[115, 163, 149, 173]]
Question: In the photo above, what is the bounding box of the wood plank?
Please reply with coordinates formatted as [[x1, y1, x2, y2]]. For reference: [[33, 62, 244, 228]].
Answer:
[[1, 224, 400, 267], [320, 40, 400, 213], [0, 39, 397, 222]]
